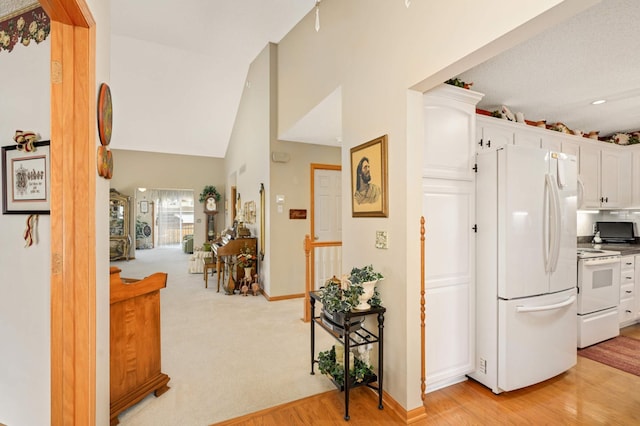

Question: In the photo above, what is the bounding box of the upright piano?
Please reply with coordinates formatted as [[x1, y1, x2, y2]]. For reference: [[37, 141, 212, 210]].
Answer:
[[212, 236, 257, 293]]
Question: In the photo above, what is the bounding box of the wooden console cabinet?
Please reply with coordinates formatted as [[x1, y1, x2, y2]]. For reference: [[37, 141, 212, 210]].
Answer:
[[110, 267, 170, 425]]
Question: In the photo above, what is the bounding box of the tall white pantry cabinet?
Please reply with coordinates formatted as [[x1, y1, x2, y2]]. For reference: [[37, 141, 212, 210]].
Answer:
[[422, 84, 483, 392]]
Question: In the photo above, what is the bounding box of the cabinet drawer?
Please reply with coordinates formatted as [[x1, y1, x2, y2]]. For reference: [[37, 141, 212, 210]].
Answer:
[[620, 269, 634, 285], [619, 299, 636, 324], [621, 257, 635, 270], [620, 283, 634, 300]]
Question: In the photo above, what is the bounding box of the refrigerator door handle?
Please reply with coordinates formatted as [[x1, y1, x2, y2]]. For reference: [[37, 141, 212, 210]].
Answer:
[[549, 173, 562, 272], [577, 176, 585, 207], [516, 295, 576, 313], [543, 175, 551, 272]]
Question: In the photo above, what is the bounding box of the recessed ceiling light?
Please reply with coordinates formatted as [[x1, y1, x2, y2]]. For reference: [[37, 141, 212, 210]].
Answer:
[[591, 99, 606, 105]]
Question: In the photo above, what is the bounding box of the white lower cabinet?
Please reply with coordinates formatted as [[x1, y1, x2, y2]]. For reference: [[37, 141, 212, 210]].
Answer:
[[626, 255, 640, 326], [422, 178, 475, 392], [619, 256, 636, 326]]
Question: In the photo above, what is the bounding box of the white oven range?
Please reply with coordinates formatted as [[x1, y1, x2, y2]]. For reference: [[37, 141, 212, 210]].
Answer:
[[576, 248, 621, 348]]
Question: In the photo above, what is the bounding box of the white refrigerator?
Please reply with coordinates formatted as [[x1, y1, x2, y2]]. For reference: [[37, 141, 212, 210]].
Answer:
[[469, 143, 578, 394]]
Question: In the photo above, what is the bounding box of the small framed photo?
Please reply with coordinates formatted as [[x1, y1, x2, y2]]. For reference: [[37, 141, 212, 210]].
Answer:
[[2, 141, 51, 214], [140, 200, 149, 214], [350, 135, 388, 217]]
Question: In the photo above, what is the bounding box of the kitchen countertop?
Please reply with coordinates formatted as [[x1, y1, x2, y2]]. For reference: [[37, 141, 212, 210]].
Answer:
[[577, 242, 640, 256]]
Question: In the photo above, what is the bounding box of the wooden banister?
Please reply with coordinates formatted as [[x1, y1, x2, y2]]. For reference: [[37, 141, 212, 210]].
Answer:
[[303, 235, 342, 322]]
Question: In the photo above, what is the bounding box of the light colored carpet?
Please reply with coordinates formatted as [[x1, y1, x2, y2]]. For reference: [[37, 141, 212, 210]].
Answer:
[[113, 246, 335, 425]]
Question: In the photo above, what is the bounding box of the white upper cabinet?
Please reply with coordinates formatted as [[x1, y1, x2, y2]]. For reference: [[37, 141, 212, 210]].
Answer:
[[601, 146, 631, 208], [514, 129, 541, 148], [477, 116, 514, 152], [540, 133, 563, 152], [473, 116, 640, 210], [580, 143, 632, 209], [632, 151, 640, 207], [423, 85, 484, 181], [560, 139, 580, 163], [579, 144, 602, 208]]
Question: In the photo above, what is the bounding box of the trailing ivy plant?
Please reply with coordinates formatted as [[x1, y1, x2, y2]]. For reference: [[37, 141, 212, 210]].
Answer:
[[369, 288, 382, 308], [319, 277, 361, 313], [317, 345, 374, 386], [348, 265, 383, 285]]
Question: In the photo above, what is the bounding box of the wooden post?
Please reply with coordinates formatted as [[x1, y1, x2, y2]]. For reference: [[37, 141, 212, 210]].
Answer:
[[303, 234, 312, 322], [420, 216, 426, 401]]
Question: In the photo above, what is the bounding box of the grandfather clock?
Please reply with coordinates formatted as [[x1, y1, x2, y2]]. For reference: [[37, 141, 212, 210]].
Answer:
[[204, 195, 218, 242]]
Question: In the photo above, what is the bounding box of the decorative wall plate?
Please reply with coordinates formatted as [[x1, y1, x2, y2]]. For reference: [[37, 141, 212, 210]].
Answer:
[[97, 83, 112, 146], [97, 146, 113, 179]]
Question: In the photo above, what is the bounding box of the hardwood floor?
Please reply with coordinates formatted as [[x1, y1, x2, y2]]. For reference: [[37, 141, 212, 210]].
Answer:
[[215, 324, 640, 425]]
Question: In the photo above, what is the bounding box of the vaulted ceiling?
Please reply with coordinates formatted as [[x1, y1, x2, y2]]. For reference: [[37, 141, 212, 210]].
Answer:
[[3, 0, 639, 155]]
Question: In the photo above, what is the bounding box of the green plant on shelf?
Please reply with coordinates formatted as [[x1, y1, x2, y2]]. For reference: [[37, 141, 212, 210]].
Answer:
[[348, 264, 383, 285], [317, 345, 374, 386], [319, 277, 361, 314]]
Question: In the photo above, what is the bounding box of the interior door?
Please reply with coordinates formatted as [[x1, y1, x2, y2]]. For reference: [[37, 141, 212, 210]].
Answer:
[[314, 168, 341, 242]]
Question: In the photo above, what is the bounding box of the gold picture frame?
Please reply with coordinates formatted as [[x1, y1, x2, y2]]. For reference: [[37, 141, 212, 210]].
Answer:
[[350, 135, 388, 217]]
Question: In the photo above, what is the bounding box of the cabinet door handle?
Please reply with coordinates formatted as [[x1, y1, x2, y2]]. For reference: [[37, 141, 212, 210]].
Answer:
[[626, 310, 632, 313], [625, 276, 633, 280], [478, 139, 483, 147], [487, 139, 491, 148], [625, 290, 632, 294]]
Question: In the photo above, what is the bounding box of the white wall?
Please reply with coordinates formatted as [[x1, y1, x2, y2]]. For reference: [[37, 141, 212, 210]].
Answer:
[[0, 1, 112, 423], [109, 149, 225, 248], [225, 43, 341, 298], [277, 0, 597, 412], [88, 0, 113, 422], [269, 139, 340, 297], [110, 35, 235, 158], [225, 44, 273, 293], [0, 36, 51, 426]]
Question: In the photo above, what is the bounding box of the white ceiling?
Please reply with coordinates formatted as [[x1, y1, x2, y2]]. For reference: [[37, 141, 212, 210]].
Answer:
[[109, 0, 316, 157], [458, 0, 640, 138], [0, 0, 35, 16], [4, 0, 639, 154]]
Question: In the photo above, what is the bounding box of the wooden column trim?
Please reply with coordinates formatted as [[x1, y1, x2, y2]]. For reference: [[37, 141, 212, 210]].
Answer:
[[420, 216, 426, 401], [43, 0, 96, 424]]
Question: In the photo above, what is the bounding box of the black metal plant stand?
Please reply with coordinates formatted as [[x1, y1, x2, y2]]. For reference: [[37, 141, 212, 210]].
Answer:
[[309, 291, 385, 421]]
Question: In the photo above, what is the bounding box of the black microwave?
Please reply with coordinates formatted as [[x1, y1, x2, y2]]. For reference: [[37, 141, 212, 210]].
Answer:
[[595, 221, 635, 243]]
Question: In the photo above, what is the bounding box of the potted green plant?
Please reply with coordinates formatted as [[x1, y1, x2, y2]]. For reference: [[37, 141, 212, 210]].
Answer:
[[348, 265, 384, 310], [319, 276, 363, 328], [199, 185, 221, 203], [317, 345, 375, 388]]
